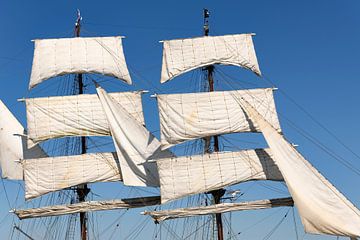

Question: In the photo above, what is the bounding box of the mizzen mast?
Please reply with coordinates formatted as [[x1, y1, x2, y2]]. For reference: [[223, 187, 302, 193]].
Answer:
[[74, 10, 90, 240], [202, 8, 225, 240]]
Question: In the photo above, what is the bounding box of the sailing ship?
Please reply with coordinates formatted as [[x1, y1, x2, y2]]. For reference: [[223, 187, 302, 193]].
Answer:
[[0, 9, 359, 240]]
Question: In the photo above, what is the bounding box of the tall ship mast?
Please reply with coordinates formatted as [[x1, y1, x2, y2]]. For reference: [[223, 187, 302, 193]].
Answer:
[[0, 9, 359, 240]]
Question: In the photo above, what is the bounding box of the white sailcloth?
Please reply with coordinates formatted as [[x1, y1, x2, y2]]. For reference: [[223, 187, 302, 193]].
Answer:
[[96, 86, 174, 187], [160, 34, 261, 83], [158, 88, 280, 149], [14, 196, 160, 219], [29, 36, 131, 89], [24, 152, 122, 200], [26, 91, 144, 147], [0, 100, 46, 180], [158, 148, 283, 203], [241, 99, 360, 237], [143, 197, 293, 222]]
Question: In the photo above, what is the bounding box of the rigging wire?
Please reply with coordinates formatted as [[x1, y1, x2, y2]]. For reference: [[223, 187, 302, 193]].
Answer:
[[218, 70, 360, 177], [292, 207, 300, 240], [262, 208, 291, 240], [83, 21, 199, 32]]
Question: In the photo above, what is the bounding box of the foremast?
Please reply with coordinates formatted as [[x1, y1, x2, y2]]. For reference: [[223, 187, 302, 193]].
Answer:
[[202, 9, 225, 240], [74, 10, 90, 240]]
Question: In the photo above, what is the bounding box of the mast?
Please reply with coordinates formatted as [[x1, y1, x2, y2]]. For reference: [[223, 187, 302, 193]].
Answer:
[[203, 9, 225, 240], [74, 10, 90, 240]]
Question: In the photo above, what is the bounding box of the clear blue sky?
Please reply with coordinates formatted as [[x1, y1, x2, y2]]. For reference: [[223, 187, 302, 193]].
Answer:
[[0, 0, 360, 239]]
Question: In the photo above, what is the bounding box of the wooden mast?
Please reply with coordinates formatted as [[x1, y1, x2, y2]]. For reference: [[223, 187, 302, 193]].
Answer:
[[203, 9, 225, 240], [74, 10, 90, 240]]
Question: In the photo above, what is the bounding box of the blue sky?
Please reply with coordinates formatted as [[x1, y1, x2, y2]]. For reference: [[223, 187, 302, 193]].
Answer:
[[0, 0, 360, 239]]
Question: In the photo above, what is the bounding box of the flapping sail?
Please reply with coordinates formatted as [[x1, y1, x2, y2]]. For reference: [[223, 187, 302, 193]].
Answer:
[[158, 88, 280, 149], [14, 196, 160, 219], [158, 148, 283, 203], [29, 36, 131, 89], [0, 100, 46, 180], [160, 34, 261, 83], [26, 91, 144, 147], [240, 98, 360, 237], [96, 86, 174, 187], [143, 197, 293, 222], [24, 152, 122, 200]]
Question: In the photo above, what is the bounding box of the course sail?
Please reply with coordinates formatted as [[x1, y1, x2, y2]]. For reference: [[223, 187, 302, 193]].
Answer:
[[160, 34, 261, 83], [14, 196, 161, 219], [143, 197, 293, 222], [23, 152, 123, 200], [29, 36, 131, 89], [157, 148, 283, 203]]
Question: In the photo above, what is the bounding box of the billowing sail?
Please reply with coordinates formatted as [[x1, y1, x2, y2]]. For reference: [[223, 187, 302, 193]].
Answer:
[[143, 197, 293, 222], [24, 152, 122, 200], [0, 100, 46, 180], [158, 148, 283, 203], [158, 88, 280, 149], [160, 34, 261, 83], [241, 99, 360, 237], [29, 36, 131, 89], [14, 196, 160, 219], [26, 91, 144, 147], [96, 86, 174, 187]]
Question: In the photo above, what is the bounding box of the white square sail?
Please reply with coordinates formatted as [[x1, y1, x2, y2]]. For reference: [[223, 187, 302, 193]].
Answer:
[[29, 36, 131, 89], [157, 148, 283, 203], [26, 91, 144, 147], [157, 88, 281, 149], [24, 152, 122, 200], [160, 34, 261, 83]]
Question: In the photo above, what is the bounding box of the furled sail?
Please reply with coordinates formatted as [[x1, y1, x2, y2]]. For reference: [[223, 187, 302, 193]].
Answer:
[[158, 88, 280, 149], [241, 99, 360, 237], [160, 33, 261, 83], [0, 100, 46, 180], [14, 196, 160, 219], [24, 152, 122, 200], [29, 36, 131, 89], [96, 86, 174, 187], [158, 148, 283, 203], [26, 91, 144, 147], [143, 197, 293, 222]]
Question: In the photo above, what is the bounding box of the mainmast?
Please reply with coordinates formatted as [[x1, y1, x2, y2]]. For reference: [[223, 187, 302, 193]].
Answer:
[[203, 9, 225, 240], [74, 10, 90, 240]]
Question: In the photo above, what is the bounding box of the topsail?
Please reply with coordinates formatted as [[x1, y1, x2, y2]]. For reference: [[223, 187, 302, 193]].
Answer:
[[29, 36, 132, 89], [158, 88, 280, 149], [160, 34, 261, 83], [26, 91, 144, 147]]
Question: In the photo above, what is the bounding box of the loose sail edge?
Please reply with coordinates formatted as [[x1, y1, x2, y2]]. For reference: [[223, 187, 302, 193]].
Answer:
[[96, 85, 175, 187], [160, 33, 261, 84], [29, 36, 132, 89], [240, 96, 360, 238], [0, 100, 46, 180]]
